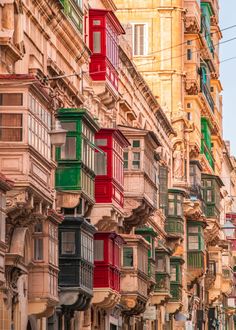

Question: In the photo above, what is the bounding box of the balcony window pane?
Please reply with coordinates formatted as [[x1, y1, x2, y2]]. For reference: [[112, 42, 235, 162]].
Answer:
[[0, 114, 22, 141], [124, 152, 128, 169], [34, 238, 43, 260], [61, 231, 75, 255], [95, 139, 107, 146], [177, 202, 182, 216], [61, 122, 76, 131], [132, 152, 140, 169], [93, 31, 101, 53], [188, 235, 199, 250], [95, 152, 107, 175], [132, 140, 140, 148], [168, 201, 175, 215], [170, 265, 177, 282], [207, 190, 213, 202], [0, 93, 23, 106], [61, 137, 76, 160], [94, 240, 104, 261], [123, 247, 133, 267], [156, 257, 165, 272]]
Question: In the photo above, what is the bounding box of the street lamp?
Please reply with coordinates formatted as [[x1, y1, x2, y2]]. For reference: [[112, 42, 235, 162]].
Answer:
[[50, 119, 67, 147]]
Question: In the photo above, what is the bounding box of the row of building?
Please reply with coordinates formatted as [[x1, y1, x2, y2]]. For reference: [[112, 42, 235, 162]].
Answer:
[[0, 0, 236, 329]]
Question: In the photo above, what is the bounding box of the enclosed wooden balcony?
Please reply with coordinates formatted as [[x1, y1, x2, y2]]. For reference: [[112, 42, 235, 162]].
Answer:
[[166, 256, 184, 314], [165, 189, 185, 239], [150, 248, 171, 305], [58, 216, 96, 314], [119, 126, 161, 232], [120, 234, 150, 316], [92, 232, 124, 309], [90, 128, 129, 230]]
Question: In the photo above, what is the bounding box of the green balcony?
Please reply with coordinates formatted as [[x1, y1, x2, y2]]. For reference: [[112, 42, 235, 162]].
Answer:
[[187, 251, 204, 269], [165, 218, 184, 237], [170, 283, 182, 302], [201, 174, 223, 219], [154, 273, 170, 293], [55, 108, 99, 201]]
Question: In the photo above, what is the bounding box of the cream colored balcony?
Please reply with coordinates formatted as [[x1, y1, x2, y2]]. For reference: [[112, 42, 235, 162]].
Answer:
[[119, 126, 160, 232], [120, 234, 150, 316], [221, 266, 233, 296]]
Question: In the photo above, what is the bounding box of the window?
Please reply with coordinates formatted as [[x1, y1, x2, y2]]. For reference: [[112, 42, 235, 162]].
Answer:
[[159, 166, 168, 214], [61, 122, 76, 131], [168, 193, 183, 217], [170, 264, 177, 282], [132, 152, 140, 169], [93, 19, 101, 26], [61, 232, 76, 255], [156, 256, 165, 272], [0, 93, 23, 106], [49, 223, 58, 266], [96, 138, 107, 146], [123, 247, 133, 267], [61, 137, 77, 160], [124, 152, 128, 169], [94, 240, 104, 261], [187, 225, 204, 251], [187, 112, 192, 120], [187, 49, 192, 60], [34, 238, 43, 260], [93, 31, 101, 53], [187, 103, 191, 108], [187, 40, 192, 45], [132, 140, 140, 148], [95, 152, 107, 175], [133, 24, 147, 56], [0, 114, 22, 141], [81, 232, 93, 263], [28, 94, 51, 158]]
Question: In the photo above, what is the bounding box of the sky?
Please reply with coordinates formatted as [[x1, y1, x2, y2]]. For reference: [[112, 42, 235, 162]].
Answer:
[[219, 0, 236, 155]]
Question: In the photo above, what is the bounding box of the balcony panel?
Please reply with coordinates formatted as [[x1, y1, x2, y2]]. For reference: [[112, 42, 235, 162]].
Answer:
[[187, 251, 204, 269], [165, 218, 184, 237], [155, 273, 170, 293], [170, 283, 182, 302]]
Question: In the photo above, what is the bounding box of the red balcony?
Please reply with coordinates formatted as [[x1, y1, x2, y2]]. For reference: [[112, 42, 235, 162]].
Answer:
[[93, 232, 124, 309], [89, 9, 125, 90], [95, 128, 130, 207]]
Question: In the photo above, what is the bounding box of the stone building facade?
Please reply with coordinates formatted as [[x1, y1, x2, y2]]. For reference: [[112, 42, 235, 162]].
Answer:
[[0, 0, 234, 329]]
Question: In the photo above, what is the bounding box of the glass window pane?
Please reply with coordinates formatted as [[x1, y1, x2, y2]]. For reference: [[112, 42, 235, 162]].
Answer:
[[132, 140, 140, 147], [61, 137, 76, 160], [188, 235, 199, 250], [170, 265, 177, 281], [61, 122, 76, 131], [177, 202, 182, 216], [188, 226, 198, 234], [61, 231, 75, 255], [132, 152, 140, 169], [34, 238, 43, 260], [168, 201, 175, 215], [207, 190, 213, 202], [0, 114, 22, 141], [123, 247, 133, 267], [0, 93, 23, 106], [95, 152, 107, 175], [94, 240, 104, 261], [93, 31, 101, 53], [95, 139, 107, 146]]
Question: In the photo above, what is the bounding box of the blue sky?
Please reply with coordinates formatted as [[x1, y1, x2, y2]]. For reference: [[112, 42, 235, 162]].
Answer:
[[220, 0, 236, 155]]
